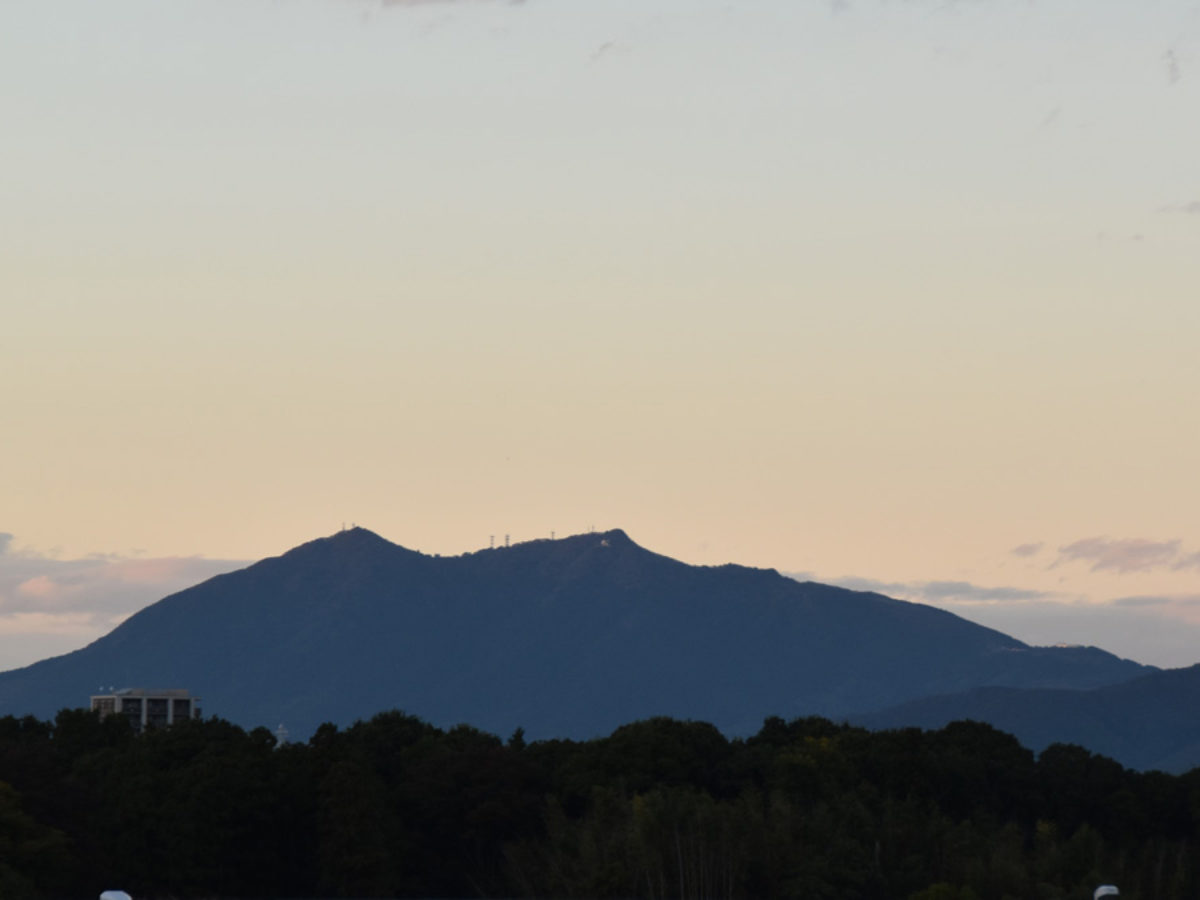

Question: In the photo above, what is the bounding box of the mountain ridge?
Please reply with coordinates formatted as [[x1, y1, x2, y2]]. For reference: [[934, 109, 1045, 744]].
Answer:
[[856, 662, 1200, 772], [0, 527, 1154, 751]]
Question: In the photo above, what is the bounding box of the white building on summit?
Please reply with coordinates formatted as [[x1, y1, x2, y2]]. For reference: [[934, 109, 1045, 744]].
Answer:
[[90, 688, 202, 732]]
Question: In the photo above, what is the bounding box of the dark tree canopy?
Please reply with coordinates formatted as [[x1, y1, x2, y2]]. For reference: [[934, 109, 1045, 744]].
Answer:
[[0, 707, 1196, 899]]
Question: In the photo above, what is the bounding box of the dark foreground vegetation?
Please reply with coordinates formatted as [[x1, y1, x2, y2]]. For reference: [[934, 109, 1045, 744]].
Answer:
[[2, 710, 1199, 900]]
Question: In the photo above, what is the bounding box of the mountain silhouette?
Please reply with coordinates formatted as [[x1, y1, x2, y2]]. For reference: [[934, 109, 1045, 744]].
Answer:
[[856, 663, 1200, 772], [0, 528, 1152, 743]]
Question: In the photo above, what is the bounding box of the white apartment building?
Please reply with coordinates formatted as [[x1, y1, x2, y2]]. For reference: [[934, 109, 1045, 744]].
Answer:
[[90, 688, 202, 732]]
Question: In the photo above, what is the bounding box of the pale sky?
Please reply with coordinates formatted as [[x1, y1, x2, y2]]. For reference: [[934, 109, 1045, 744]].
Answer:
[[2, 0, 1198, 671]]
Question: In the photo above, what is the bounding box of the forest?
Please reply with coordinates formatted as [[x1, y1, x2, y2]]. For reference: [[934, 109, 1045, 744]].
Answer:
[[1, 709, 1198, 900]]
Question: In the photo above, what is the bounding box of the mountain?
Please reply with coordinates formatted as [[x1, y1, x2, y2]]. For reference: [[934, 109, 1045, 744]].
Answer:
[[855, 664, 1200, 772], [0, 528, 1152, 742]]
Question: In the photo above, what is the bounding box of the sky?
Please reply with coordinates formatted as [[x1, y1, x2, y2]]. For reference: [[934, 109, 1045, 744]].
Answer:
[[2, 0, 1198, 671]]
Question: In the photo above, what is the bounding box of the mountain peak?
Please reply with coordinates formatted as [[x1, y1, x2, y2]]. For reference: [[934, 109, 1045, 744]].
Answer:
[[528, 527, 632, 543], [327, 525, 392, 545], [566, 528, 635, 549], [275, 526, 422, 565], [598, 528, 633, 545]]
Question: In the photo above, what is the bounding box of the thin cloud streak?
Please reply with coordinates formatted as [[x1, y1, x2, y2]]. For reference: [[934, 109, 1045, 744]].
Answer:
[[786, 573, 1053, 605], [1010, 542, 1044, 558], [1113, 594, 1200, 608], [1114, 595, 1170, 607], [1174, 551, 1200, 571], [1055, 537, 1183, 573], [1158, 201, 1200, 214]]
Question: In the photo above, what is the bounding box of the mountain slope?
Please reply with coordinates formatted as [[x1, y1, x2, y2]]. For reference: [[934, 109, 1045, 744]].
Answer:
[[856, 663, 1200, 772], [0, 528, 1152, 741]]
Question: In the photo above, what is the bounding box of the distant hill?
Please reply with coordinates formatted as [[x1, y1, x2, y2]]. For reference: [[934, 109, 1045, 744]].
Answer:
[[855, 663, 1200, 772], [0, 528, 1152, 743]]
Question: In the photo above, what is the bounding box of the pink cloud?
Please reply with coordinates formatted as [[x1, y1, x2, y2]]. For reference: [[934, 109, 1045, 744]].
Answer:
[[15, 576, 60, 600], [0, 539, 246, 632], [0, 538, 248, 669]]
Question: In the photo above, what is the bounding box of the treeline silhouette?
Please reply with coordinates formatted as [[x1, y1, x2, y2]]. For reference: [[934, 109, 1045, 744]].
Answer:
[[1, 709, 1198, 899]]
